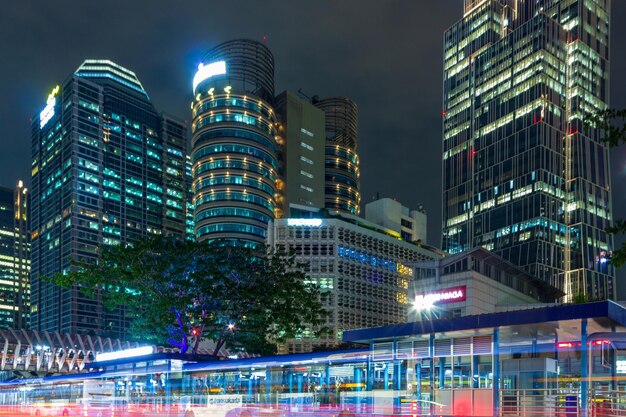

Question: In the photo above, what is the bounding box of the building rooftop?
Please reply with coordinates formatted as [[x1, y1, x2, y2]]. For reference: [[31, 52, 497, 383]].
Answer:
[[75, 59, 148, 97], [416, 246, 565, 301]]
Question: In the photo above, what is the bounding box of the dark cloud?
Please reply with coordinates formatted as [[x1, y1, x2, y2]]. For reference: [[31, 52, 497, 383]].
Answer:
[[1, 1, 625, 252]]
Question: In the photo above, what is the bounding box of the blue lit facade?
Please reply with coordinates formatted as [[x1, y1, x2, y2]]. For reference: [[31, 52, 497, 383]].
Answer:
[[337, 245, 404, 272], [30, 60, 186, 337], [441, 1, 613, 301], [191, 40, 279, 247]]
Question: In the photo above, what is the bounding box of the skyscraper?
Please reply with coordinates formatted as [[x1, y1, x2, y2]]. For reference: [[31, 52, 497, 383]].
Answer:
[[0, 181, 29, 329], [190, 40, 363, 247], [441, 0, 613, 300], [314, 98, 361, 216], [191, 39, 280, 247], [30, 60, 187, 336]]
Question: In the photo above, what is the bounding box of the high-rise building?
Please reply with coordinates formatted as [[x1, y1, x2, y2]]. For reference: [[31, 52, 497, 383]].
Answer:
[[190, 40, 364, 246], [314, 97, 361, 216], [441, 0, 613, 301], [275, 91, 326, 217], [0, 181, 29, 329], [268, 214, 442, 353], [30, 60, 187, 336], [191, 39, 280, 247]]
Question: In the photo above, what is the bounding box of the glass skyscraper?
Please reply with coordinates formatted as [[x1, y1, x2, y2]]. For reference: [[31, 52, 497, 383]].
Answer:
[[191, 39, 363, 246], [314, 97, 361, 216], [30, 60, 187, 337], [0, 181, 29, 329], [442, 0, 613, 300], [191, 39, 280, 247]]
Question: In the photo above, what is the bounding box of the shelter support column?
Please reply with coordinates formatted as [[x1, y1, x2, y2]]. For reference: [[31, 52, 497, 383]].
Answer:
[[493, 327, 499, 417], [581, 318, 588, 417]]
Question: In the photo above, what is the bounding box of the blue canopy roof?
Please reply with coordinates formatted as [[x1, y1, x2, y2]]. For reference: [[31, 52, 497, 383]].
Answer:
[[343, 301, 626, 343]]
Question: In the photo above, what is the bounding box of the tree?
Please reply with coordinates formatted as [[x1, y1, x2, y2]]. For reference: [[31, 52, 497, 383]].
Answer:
[[586, 109, 626, 267], [52, 236, 329, 356]]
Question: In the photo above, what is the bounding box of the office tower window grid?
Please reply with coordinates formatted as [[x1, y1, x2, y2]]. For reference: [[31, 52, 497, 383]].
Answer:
[[0, 182, 30, 329], [269, 219, 440, 354], [30, 60, 186, 337], [442, 0, 612, 300]]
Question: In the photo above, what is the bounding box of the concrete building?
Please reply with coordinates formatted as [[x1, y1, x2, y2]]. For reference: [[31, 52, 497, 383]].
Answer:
[[275, 91, 325, 216], [0, 181, 29, 329], [30, 60, 187, 337], [365, 198, 427, 244], [268, 213, 443, 353], [441, 0, 613, 301], [408, 247, 563, 322]]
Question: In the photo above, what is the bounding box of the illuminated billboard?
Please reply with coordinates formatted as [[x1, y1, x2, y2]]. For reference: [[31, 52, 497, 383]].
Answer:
[[193, 61, 226, 94], [413, 285, 466, 310]]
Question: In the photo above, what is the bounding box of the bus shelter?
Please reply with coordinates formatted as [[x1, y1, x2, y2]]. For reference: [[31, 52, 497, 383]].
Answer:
[[343, 300, 626, 417]]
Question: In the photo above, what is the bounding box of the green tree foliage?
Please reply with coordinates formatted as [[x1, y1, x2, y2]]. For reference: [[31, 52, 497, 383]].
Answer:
[[52, 236, 328, 356], [586, 109, 626, 267]]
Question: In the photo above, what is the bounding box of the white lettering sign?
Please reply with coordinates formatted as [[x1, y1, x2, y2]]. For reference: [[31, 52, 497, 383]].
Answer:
[[40, 85, 60, 129], [193, 61, 227, 93], [207, 395, 243, 407], [287, 218, 322, 227]]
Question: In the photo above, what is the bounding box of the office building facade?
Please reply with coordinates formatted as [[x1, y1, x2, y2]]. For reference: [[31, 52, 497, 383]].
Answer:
[[409, 247, 562, 322], [30, 60, 187, 336], [268, 215, 442, 353], [0, 181, 29, 329], [441, 0, 613, 300], [314, 97, 361, 216], [191, 39, 280, 247], [275, 91, 326, 217]]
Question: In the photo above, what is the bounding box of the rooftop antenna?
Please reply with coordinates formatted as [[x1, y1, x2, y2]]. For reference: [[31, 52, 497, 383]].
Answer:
[[298, 88, 319, 104]]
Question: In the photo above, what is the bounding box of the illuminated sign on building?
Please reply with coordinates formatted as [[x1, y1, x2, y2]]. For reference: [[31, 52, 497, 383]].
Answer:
[[193, 61, 226, 94], [39, 85, 60, 129], [414, 285, 466, 310], [287, 218, 323, 227], [95, 346, 154, 362]]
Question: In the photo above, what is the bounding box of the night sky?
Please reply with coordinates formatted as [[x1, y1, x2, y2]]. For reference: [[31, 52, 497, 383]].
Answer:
[[1, 1, 625, 252]]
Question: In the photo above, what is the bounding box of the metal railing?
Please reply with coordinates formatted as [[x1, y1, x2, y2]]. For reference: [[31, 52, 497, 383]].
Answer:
[[500, 388, 626, 417]]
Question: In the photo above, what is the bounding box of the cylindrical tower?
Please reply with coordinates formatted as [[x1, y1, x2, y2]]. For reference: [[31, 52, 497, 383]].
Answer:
[[191, 39, 279, 246], [315, 97, 361, 216]]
